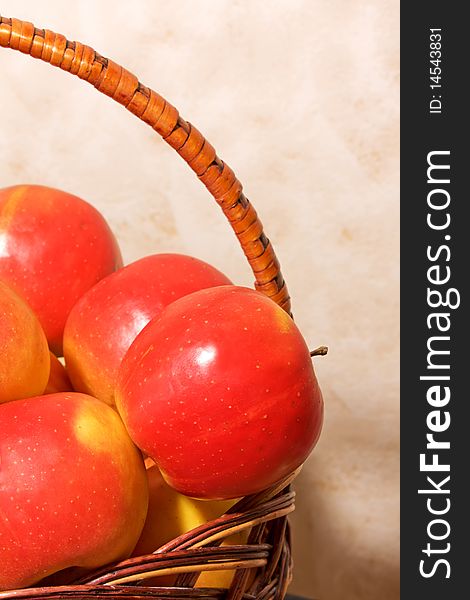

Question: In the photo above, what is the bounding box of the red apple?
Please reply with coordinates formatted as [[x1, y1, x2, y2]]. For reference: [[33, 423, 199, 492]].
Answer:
[[63, 254, 231, 406], [115, 286, 324, 500], [0, 392, 149, 591], [0, 184, 122, 355], [0, 280, 50, 404]]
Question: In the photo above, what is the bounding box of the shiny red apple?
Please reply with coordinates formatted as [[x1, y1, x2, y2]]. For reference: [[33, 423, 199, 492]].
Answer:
[[115, 285, 324, 500], [63, 253, 232, 405], [0, 184, 122, 355]]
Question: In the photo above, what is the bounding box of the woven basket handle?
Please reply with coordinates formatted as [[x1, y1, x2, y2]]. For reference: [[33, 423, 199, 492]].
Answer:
[[0, 16, 291, 314]]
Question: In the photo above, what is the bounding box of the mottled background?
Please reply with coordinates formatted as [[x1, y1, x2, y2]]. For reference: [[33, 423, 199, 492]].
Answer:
[[0, 1, 399, 598]]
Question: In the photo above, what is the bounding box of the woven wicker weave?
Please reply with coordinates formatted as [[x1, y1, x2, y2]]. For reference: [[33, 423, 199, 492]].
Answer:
[[0, 15, 298, 600]]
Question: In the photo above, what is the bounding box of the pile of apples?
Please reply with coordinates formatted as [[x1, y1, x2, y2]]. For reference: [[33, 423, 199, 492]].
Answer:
[[0, 184, 324, 591]]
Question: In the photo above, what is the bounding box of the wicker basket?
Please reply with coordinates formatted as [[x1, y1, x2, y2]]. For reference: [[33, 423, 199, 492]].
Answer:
[[1, 15, 300, 600]]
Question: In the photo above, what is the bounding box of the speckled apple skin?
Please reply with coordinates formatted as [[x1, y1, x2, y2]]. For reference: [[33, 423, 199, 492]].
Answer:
[[116, 286, 324, 500], [0, 281, 50, 404], [0, 393, 149, 591], [63, 254, 231, 406], [0, 185, 123, 355]]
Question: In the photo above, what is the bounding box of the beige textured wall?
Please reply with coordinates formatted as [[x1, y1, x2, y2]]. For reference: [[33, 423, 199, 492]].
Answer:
[[0, 2, 399, 599]]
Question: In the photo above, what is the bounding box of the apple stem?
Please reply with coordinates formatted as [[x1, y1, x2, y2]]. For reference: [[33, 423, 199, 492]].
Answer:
[[310, 346, 328, 357]]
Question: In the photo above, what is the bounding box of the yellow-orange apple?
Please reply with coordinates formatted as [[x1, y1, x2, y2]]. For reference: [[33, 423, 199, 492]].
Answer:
[[63, 254, 231, 406], [0, 280, 50, 404], [133, 464, 237, 555], [44, 352, 74, 394], [133, 465, 247, 588], [0, 392, 149, 591], [0, 184, 122, 355]]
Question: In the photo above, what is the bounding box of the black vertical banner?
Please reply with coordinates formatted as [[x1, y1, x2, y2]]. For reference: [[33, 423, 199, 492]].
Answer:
[[401, 4, 468, 598]]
